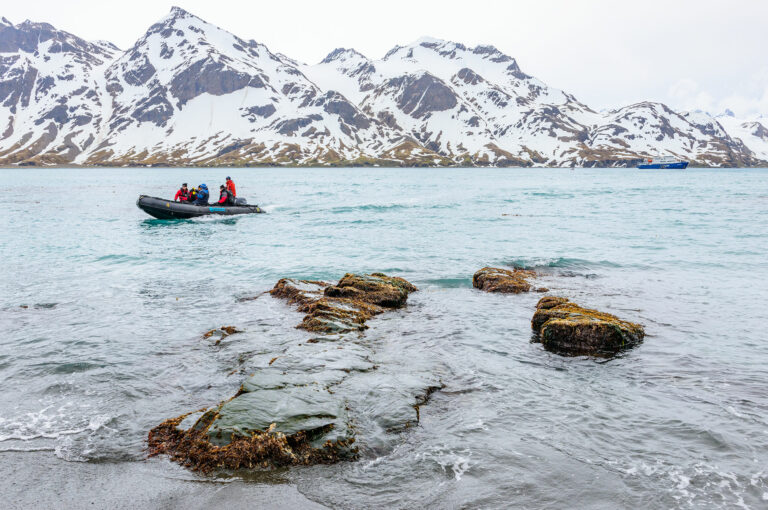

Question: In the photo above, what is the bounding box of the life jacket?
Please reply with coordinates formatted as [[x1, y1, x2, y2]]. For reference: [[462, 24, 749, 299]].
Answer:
[[196, 186, 209, 204], [218, 189, 236, 205]]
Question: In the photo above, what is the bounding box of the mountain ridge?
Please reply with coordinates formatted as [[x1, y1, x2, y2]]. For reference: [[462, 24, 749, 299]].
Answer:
[[1, 7, 765, 167]]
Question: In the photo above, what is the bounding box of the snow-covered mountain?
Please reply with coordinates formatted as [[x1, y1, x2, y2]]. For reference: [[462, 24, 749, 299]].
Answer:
[[1, 7, 765, 167], [696, 110, 768, 162], [0, 16, 117, 165]]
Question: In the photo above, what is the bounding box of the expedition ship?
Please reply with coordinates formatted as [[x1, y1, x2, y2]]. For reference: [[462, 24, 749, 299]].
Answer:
[[637, 156, 689, 169]]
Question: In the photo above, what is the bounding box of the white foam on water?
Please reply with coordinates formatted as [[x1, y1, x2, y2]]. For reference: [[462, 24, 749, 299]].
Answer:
[[0, 446, 56, 453], [416, 446, 473, 482], [467, 418, 489, 431], [0, 404, 112, 443], [260, 203, 283, 213], [617, 458, 766, 508]]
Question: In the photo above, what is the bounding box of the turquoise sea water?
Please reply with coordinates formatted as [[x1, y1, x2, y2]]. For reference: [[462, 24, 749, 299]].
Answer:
[[1, 167, 768, 508]]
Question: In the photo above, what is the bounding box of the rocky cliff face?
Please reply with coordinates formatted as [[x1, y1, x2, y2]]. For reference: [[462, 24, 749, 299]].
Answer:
[[0, 8, 765, 167]]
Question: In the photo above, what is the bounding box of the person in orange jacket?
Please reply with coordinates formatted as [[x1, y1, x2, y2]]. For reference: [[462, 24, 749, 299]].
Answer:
[[225, 176, 236, 197]]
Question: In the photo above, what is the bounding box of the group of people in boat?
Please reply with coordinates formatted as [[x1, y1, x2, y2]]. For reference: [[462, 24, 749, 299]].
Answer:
[[174, 176, 238, 206]]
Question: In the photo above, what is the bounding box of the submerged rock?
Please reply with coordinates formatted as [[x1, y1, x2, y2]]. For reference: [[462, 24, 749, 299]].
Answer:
[[531, 297, 644, 356], [202, 325, 243, 339], [149, 272, 438, 473], [473, 266, 547, 293]]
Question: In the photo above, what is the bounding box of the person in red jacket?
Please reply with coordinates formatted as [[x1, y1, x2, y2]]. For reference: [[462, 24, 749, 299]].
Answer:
[[225, 176, 236, 197], [174, 183, 189, 201], [217, 185, 234, 206]]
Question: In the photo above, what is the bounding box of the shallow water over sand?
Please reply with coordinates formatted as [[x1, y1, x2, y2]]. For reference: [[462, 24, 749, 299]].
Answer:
[[1, 167, 768, 508]]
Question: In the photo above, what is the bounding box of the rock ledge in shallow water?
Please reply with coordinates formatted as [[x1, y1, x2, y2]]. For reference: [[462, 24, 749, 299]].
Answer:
[[531, 296, 644, 356], [271, 273, 418, 333], [473, 266, 547, 293], [148, 273, 436, 472]]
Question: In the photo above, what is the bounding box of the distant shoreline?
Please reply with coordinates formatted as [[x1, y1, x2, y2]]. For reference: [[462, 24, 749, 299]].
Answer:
[[1, 163, 764, 169]]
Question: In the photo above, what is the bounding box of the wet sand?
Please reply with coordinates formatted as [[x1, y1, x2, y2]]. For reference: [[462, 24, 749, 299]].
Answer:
[[0, 452, 326, 510]]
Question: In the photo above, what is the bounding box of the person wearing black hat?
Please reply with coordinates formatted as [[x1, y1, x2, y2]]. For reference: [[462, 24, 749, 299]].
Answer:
[[217, 184, 234, 206], [225, 176, 236, 198], [174, 183, 189, 202]]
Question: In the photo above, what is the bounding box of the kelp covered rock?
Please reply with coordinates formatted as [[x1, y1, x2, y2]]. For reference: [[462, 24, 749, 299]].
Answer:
[[271, 274, 417, 333], [202, 325, 243, 339], [531, 297, 645, 356], [269, 279, 328, 311], [149, 273, 438, 473], [147, 408, 349, 472], [325, 273, 418, 307], [473, 266, 547, 293]]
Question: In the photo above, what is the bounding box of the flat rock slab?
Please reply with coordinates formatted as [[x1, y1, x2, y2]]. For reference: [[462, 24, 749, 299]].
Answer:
[[149, 273, 439, 472], [208, 386, 349, 447], [531, 296, 645, 356], [473, 266, 547, 293]]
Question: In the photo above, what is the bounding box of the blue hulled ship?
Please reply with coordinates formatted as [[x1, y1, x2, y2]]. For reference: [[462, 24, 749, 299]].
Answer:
[[637, 156, 689, 169]]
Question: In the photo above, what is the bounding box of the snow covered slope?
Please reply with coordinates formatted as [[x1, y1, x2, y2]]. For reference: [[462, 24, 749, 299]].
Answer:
[[0, 8, 765, 167], [304, 38, 760, 167], [82, 7, 399, 166], [693, 110, 768, 162], [0, 17, 117, 165]]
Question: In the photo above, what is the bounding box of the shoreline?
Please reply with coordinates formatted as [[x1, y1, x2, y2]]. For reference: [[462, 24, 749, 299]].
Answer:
[[0, 452, 326, 510]]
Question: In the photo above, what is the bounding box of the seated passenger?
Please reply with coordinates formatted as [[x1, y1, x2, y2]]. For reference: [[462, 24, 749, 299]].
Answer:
[[174, 183, 189, 202], [187, 187, 198, 204], [217, 185, 234, 206], [195, 184, 209, 205]]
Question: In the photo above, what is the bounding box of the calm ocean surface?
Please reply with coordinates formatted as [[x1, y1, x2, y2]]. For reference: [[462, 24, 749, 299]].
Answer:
[[1, 167, 767, 509]]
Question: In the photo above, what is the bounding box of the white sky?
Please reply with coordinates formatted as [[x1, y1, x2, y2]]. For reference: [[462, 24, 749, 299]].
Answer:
[[8, 0, 768, 116]]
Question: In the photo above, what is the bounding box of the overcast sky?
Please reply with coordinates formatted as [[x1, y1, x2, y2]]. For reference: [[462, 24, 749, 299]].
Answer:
[[5, 0, 767, 116]]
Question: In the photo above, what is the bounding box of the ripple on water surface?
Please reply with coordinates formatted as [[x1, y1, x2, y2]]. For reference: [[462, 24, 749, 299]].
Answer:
[[1, 167, 767, 507]]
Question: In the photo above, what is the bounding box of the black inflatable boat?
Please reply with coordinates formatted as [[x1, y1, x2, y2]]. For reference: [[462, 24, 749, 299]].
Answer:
[[136, 195, 264, 219]]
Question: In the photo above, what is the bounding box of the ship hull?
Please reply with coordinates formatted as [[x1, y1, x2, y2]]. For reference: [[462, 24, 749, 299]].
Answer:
[[637, 162, 689, 169]]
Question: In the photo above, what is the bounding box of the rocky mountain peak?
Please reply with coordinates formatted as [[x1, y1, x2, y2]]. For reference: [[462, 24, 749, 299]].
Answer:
[[321, 47, 367, 64], [168, 6, 194, 19], [150, 6, 203, 31], [1, 17, 12, 27], [415, 36, 452, 47], [0, 17, 114, 59]]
